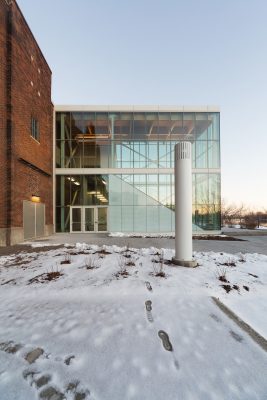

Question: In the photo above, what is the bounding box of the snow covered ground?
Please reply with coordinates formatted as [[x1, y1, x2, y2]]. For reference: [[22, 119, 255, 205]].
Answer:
[[0, 243, 267, 400]]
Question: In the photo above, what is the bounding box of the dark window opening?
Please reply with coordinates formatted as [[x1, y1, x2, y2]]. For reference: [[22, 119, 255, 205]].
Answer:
[[31, 117, 40, 142]]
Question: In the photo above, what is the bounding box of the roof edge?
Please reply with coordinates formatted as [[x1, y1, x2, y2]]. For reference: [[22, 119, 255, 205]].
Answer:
[[54, 105, 220, 112]]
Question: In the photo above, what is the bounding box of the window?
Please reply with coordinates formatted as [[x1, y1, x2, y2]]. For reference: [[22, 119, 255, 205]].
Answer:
[[31, 117, 40, 142]]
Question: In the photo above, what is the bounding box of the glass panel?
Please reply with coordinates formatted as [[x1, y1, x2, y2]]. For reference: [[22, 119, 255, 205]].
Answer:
[[56, 176, 70, 206], [158, 113, 172, 138], [147, 143, 158, 168], [133, 113, 147, 139], [208, 141, 220, 168], [159, 175, 172, 207], [83, 143, 98, 167], [159, 205, 172, 232], [169, 114, 183, 139], [122, 206, 133, 232], [183, 113, 195, 138], [109, 206, 121, 231], [82, 175, 109, 206], [98, 208, 107, 231], [71, 112, 90, 140], [191, 142, 196, 168], [147, 175, 158, 203], [121, 143, 133, 168], [56, 207, 70, 232], [85, 208, 95, 232], [146, 112, 158, 121], [56, 112, 71, 140], [122, 176, 133, 205], [208, 113, 220, 140], [95, 113, 109, 137], [109, 175, 122, 205], [84, 175, 96, 205], [120, 113, 133, 140], [195, 174, 209, 204], [96, 175, 109, 205], [147, 206, 159, 232], [195, 113, 207, 140], [209, 174, 221, 205], [133, 175, 146, 205], [70, 176, 82, 205], [134, 206, 146, 232], [170, 112, 182, 121], [195, 141, 208, 168], [72, 208, 81, 232]]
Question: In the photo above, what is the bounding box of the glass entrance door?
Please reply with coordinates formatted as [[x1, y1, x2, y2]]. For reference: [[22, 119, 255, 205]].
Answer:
[[84, 207, 95, 232], [70, 206, 108, 232]]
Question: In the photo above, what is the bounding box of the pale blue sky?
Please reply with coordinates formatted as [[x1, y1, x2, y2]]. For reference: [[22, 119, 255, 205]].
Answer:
[[18, 0, 267, 209]]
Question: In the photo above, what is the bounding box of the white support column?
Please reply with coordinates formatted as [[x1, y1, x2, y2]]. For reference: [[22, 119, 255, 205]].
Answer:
[[172, 142, 197, 267], [109, 114, 116, 168]]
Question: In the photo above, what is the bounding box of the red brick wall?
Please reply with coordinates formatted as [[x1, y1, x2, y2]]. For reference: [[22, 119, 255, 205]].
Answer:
[[0, 0, 9, 230], [0, 0, 53, 236]]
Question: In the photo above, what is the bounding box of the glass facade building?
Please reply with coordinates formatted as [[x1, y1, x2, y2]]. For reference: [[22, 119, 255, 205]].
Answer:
[[55, 106, 221, 233]]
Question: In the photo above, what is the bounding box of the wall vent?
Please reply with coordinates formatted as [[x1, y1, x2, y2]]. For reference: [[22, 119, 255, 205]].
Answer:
[[175, 142, 191, 160]]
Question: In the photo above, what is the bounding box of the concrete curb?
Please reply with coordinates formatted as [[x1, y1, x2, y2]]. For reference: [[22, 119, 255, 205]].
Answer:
[[211, 297, 267, 353]]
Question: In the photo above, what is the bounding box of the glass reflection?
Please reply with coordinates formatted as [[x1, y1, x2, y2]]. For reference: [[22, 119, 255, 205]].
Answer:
[[56, 172, 221, 232], [55, 110, 221, 232], [56, 111, 220, 169]]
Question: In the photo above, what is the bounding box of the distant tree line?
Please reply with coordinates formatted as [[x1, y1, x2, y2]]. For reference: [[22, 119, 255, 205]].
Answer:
[[221, 201, 267, 229]]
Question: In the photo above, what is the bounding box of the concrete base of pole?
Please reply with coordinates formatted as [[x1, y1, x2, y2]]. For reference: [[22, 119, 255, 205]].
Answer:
[[172, 258, 198, 268]]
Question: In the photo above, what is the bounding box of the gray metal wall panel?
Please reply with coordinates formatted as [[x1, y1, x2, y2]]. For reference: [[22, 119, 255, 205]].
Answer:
[[23, 201, 36, 240], [36, 203, 45, 237]]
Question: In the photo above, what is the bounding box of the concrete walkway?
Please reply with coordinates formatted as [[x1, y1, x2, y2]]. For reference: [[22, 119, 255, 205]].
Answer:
[[26, 232, 267, 255]]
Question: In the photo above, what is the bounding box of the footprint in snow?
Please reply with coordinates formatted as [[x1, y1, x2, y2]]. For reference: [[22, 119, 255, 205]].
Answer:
[[230, 330, 244, 343], [158, 330, 173, 352], [145, 300, 153, 323], [209, 313, 221, 323], [145, 281, 153, 292], [157, 331, 180, 370], [0, 339, 90, 399]]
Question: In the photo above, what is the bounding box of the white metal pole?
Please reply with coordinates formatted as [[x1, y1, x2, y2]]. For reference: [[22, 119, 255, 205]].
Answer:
[[172, 142, 197, 267]]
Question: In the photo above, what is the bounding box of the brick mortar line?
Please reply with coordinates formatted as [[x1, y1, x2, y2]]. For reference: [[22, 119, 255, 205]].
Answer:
[[211, 296, 267, 352]]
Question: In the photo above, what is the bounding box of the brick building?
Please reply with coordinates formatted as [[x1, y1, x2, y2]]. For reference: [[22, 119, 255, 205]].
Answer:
[[0, 0, 53, 246]]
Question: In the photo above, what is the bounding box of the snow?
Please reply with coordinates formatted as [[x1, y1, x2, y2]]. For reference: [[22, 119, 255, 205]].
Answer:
[[0, 244, 267, 399], [22, 242, 60, 248], [109, 232, 228, 238], [109, 232, 175, 238]]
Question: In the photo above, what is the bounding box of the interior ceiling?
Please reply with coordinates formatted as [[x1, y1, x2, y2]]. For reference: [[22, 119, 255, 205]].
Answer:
[[72, 119, 211, 142]]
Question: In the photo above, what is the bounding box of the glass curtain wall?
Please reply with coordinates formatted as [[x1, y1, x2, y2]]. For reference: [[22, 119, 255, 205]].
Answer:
[[56, 173, 220, 232], [55, 111, 221, 232], [56, 112, 220, 169]]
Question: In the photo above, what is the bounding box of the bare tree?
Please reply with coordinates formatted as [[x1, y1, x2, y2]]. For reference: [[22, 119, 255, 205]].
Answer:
[[221, 200, 247, 227]]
